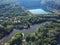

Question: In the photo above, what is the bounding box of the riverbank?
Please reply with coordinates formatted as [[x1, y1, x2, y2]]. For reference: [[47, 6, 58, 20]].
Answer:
[[0, 21, 48, 45]]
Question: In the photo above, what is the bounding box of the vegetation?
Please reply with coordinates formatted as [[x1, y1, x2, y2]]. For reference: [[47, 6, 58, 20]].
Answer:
[[6, 21, 60, 45], [26, 22, 60, 45], [0, 1, 60, 45], [0, 14, 60, 39], [0, 25, 14, 39], [7, 32, 23, 45], [0, 7, 60, 44], [0, 14, 59, 29], [0, 4, 30, 17]]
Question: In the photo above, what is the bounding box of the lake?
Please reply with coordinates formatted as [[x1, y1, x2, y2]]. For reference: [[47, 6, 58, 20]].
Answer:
[[28, 9, 52, 14], [19, 0, 52, 14]]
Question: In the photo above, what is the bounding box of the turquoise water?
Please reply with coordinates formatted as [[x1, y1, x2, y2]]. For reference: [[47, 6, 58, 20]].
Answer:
[[29, 9, 52, 14], [0, 0, 52, 14], [18, 0, 52, 14]]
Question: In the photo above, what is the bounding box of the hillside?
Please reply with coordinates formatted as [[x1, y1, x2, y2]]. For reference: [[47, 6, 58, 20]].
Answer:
[[0, 0, 60, 45], [40, 0, 60, 14], [0, 0, 60, 14], [0, 0, 31, 17]]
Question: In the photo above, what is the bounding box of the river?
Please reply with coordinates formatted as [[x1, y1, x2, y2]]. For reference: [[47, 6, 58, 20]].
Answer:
[[0, 22, 48, 45]]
